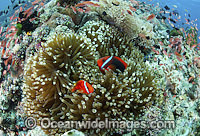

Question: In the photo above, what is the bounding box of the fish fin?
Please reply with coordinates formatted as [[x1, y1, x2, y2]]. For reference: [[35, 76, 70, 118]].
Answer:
[[108, 64, 116, 71]]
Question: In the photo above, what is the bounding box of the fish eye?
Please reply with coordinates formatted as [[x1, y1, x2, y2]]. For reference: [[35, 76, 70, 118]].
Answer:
[[102, 59, 106, 62]]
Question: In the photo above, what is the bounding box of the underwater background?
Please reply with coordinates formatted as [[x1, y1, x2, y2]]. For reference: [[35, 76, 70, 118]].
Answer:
[[0, 0, 200, 136], [1, 0, 200, 34]]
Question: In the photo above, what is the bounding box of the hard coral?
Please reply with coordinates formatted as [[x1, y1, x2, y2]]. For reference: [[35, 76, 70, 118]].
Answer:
[[0, 77, 24, 133], [93, 0, 155, 41], [58, 0, 80, 6]]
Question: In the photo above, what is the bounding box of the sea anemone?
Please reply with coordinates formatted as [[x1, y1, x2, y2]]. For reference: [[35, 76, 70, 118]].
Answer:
[[22, 28, 161, 135], [78, 20, 133, 58], [22, 33, 96, 134]]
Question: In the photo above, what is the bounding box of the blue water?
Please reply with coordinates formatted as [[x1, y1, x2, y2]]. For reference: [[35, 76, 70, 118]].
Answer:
[[0, 0, 199, 42], [0, 1, 10, 11], [1, 0, 199, 29], [142, 0, 200, 29]]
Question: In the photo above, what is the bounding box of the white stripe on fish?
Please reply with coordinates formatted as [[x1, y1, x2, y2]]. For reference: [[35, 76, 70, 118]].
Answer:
[[101, 56, 113, 69]]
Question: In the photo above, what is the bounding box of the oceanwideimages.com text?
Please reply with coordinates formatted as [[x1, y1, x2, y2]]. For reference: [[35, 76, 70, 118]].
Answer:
[[25, 117, 175, 130]]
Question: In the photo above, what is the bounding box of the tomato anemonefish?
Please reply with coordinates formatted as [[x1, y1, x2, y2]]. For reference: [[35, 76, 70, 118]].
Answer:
[[97, 56, 128, 73], [71, 80, 94, 94]]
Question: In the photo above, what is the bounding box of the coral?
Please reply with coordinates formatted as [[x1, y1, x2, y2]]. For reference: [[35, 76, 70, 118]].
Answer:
[[169, 28, 183, 38], [26, 126, 47, 136], [92, 0, 155, 41], [0, 57, 4, 83], [44, 12, 75, 29], [58, 0, 81, 6], [0, 0, 198, 135], [62, 129, 85, 136], [78, 20, 161, 116], [0, 77, 25, 133], [16, 23, 23, 36], [38, 0, 82, 26]]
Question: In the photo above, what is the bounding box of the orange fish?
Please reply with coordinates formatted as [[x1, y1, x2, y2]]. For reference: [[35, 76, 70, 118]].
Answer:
[[40, 2, 44, 6], [188, 76, 194, 82], [32, 0, 39, 5], [12, 59, 16, 66], [97, 56, 127, 73], [1, 48, 5, 57], [7, 64, 11, 71], [75, 2, 86, 7], [77, 8, 84, 13], [20, 7, 23, 12], [82, 1, 100, 7], [71, 80, 94, 94], [23, 7, 34, 17], [163, 50, 167, 55], [129, 0, 139, 6], [3, 70, 7, 76], [174, 51, 182, 58], [75, 1, 100, 8], [138, 33, 147, 40], [0, 26, 3, 34], [191, 44, 197, 48], [147, 13, 155, 21], [127, 10, 133, 16], [129, 5, 136, 12]]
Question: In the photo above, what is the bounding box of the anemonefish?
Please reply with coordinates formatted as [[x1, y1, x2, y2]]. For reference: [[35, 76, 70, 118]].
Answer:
[[71, 80, 94, 94], [97, 56, 127, 73]]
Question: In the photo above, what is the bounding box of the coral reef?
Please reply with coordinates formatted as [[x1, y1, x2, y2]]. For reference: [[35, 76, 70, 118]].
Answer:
[[62, 129, 85, 136], [58, 0, 81, 6], [0, 77, 25, 134], [0, 0, 200, 135], [93, 0, 155, 42]]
